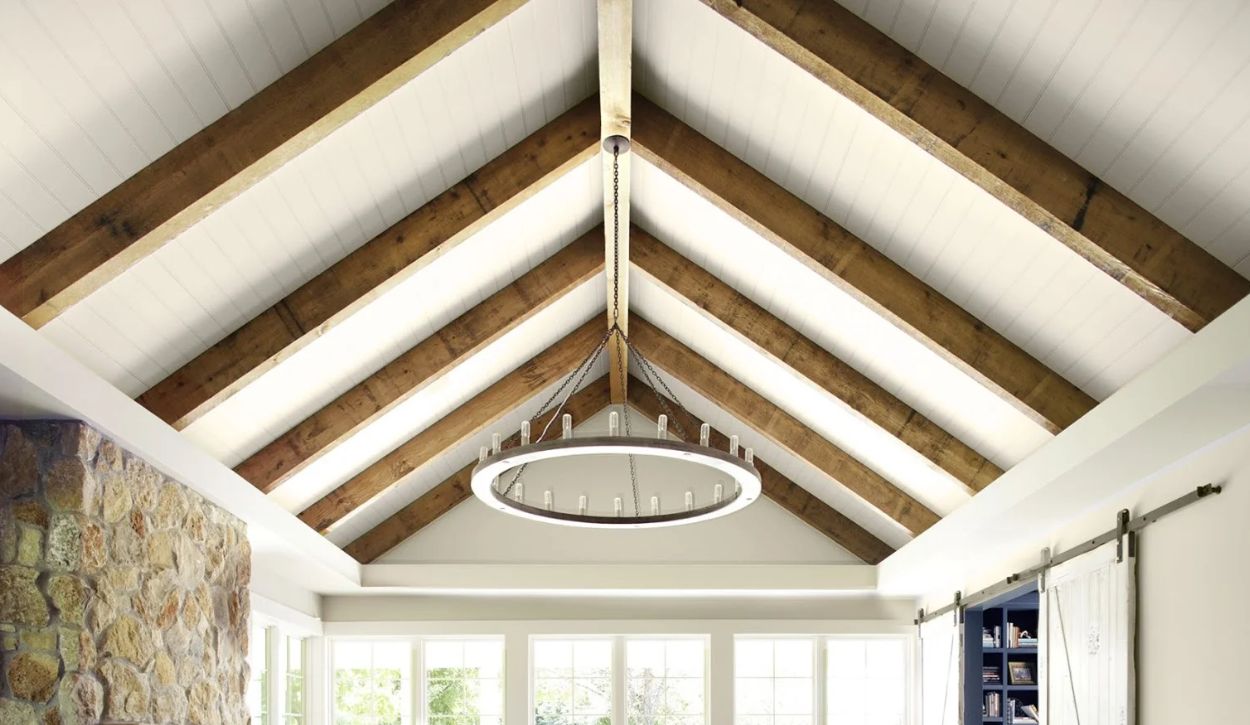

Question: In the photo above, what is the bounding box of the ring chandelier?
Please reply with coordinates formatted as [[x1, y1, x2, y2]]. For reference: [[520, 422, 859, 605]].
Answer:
[[469, 136, 762, 528]]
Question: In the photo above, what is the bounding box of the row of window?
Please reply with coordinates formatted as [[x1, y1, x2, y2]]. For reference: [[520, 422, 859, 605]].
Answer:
[[250, 620, 309, 724], [328, 637, 908, 725]]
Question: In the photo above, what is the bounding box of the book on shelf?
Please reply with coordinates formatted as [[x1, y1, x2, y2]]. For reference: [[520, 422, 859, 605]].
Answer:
[[983, 625, 1001, 648], [1004, 697, 1039, 724], [983, 692, 1001, 718], [982, 666, 1001, 684], [1006, 623, 1038, 648]]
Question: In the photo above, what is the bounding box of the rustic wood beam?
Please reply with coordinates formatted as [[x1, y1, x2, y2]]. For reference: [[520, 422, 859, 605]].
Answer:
[[343, 376, 611, 563], [631, 226, 1000, 493], [237, 232, 603, 493], [138, 97, 600, 429], [700, 0, 1249, 331], [0, 0, 529, 328], [632, 95, 1095, 434], [626, 378, 894, 563], [629, 317, 938, 535], [599, 0, 633, 404], [300, 319, 605, 533]]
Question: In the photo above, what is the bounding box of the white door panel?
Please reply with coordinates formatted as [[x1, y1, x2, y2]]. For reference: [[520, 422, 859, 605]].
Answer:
[[920, 613, 961, 725], [1042, 541, 1136, 725]]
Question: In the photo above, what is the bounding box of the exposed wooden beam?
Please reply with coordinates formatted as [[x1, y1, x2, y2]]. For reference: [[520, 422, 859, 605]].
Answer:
[[629, 317, 938, 535], [0, 0, 528, 329], [137, 97, 600, 429], [632, 95, 1095, 434], [599, 0, 633, 404], [700, 0, 1250, 331], [300, 319, 605, 533], [344, 376, 611, 563], [626, 378, 894, 564], [631, 227, 1001, 493], [236, 232, 603, 493]]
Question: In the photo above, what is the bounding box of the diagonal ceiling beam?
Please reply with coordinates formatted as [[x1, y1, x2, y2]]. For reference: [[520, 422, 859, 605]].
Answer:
[[299, 318, 605, 533], [0, 0, 529, 329], [343, 376, 612, 563], [629, 317, 938, 535], [626, 378, 894, 564], [632, 95, 1095, 434], [137, 97, 600, 429], [599, 0, 634, 404], [237, 231, 603, 493], [631, 226, 1001, 494], [700, 0, 1249, 331]]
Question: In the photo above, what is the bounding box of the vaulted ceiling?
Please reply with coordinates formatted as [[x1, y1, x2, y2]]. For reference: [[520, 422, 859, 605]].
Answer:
[[1, 0, 1248, 567]]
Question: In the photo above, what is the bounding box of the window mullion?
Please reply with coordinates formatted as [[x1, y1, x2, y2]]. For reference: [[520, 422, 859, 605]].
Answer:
[[613, 636, 626, 725]]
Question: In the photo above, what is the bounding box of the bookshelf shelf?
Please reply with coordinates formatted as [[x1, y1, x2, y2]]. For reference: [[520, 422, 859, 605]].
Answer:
[[965, 589, 1041, 725]]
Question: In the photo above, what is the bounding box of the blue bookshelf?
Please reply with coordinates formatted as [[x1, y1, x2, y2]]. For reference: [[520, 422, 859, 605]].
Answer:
[[964, 589, 1040, 725]]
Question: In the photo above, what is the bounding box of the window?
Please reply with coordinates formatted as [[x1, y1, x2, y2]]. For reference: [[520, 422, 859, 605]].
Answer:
[[533, 639, 613, 724], [735, 638, 816, 724], [284, 635, 307, 724], [626, 638, 706, 724], [249, 622, 271, 723], [826, 639, 908, 725], [333, 641, 412, 724], [423, 639, 505, 724]]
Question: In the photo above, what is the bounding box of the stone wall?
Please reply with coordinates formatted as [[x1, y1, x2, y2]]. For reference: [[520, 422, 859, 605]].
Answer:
[[0, 422, 251, 724]]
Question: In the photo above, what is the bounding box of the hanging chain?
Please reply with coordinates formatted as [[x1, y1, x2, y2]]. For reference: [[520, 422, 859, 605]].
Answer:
[[498, 327, 612, 497], [624, 335, 692, 441], [611, 143, 622, 328]]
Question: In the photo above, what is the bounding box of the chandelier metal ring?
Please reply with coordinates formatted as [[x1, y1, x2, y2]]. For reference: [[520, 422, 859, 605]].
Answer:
[[471, 436, 762, 528]]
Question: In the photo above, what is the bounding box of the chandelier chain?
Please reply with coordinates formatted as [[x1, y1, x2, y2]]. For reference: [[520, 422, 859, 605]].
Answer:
[[625, 336, 691, 441], [611, 143, 621, 325], [499, 326, 612, 496]]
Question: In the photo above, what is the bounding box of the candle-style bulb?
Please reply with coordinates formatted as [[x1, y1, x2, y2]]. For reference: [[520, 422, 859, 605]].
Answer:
[[491, 432, 501, 454], [544, 490, 554, 510], [699, 423, 710, 446], [608, 411, 619, 436], [729, 435, 739, 456], [651, 495, 660, 516], [578, 495, 588, 515], [685, 490, 694, 511], [714, 483, 724, 503], [520, 420, 530, 446], [562, 414, 573, 439], [515, 482, 524, 502], [745, 447, 754, 464], [479, 446, 488, 462], [657, 414, 668, 439], [614, 497, 623, 516]]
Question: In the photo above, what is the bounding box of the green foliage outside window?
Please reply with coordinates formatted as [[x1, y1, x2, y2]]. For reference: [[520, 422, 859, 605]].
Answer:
[[333, 667, 404, 724]]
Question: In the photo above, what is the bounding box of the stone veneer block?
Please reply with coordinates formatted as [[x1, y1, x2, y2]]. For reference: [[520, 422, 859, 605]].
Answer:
[[0, 422, 251, 724]]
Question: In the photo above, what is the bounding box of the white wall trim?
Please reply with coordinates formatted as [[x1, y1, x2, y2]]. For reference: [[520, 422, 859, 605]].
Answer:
[[321, 619, 916, 637], [359, 562, 877, 593], [252, 591, 324, 637]]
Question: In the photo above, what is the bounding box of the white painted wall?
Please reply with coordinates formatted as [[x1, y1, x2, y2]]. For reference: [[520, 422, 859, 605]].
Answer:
[[918, 424, 1250, 724]]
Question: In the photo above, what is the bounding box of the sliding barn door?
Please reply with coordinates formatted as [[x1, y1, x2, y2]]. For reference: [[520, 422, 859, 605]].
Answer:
[[919, 613, 961, 725], [1042, 541, 1136, 725]]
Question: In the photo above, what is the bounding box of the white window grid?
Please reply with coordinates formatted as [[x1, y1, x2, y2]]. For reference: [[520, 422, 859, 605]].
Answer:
[[328, 636, 506, 725], [529, 635, 711, 725], [733, 636, 819, 724]]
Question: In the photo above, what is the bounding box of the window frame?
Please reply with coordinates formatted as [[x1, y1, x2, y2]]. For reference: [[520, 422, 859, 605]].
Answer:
[[419, 636, 507, 724], [528, 635, 711, 725], [823, 634, 914, 725], [732, 635, 821, 725]]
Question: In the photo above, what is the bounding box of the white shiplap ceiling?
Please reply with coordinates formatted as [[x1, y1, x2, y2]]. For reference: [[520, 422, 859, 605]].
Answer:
[[1, 0, 1247, 562]]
